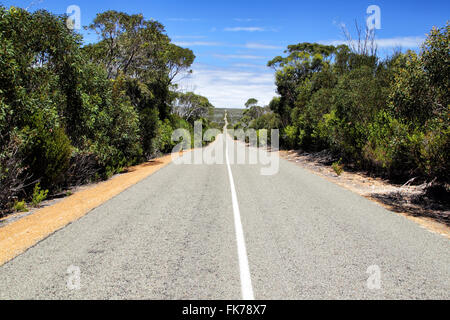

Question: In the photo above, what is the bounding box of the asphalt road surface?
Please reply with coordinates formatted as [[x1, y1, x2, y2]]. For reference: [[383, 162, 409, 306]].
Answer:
[[0, 132, 449, 300]]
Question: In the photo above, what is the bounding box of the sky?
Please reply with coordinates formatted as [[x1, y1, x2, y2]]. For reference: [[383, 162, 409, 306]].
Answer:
[[2, 0, 449, 108]]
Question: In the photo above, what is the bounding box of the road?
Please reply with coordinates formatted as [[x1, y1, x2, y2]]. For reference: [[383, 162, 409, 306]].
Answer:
[[0, 131, 449, 300]]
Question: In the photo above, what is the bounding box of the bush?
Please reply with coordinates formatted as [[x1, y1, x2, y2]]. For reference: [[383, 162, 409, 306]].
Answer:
[[109, 75, 142, 163], [0, 132, 27, 212], [31, 183, 48, 207], [13, 200, 27, 212], [414, 119, 449, 181], [0, 6, 201, 217], [23, 116, 72, 190], [139, 107, 160, 158], [283, 125, 298, 149], [156, 119, 175, 154], [64, 151, 99, 186], [332, 159, 344, 176], [364, 111, 411, 173], [260, 24, 448, 184]]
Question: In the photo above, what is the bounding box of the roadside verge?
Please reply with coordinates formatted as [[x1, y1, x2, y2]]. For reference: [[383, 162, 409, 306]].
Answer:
[[0, 153, 177, 266], [279, 150, 449, 239]]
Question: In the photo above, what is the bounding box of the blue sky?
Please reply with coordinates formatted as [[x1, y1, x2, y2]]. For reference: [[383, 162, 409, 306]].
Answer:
[[2, 0, 449, 108]]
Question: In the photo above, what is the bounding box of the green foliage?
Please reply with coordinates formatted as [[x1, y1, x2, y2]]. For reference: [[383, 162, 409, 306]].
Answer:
[[0, 131, 26, 211], [283, 125, 299, 150], [173, 92, 215, 124], [0, 6, 201, 213], [250, 112, 281, 132], [421, 22, 450, 102], [23, 117, 72, 190], [388, 51, 434, 125], [253, 23, 449, 183], [245, 98, 259, 109], [332, 159, 344, 176], [156, 119, 175, 154], [31, 183, 48, 207], [13, 200, 28, 212]]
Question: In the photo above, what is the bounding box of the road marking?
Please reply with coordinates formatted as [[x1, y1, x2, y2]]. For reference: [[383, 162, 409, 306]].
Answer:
[[224, 131, 255, 300]]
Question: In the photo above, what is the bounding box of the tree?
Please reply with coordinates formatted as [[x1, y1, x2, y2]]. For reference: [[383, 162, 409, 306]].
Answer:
[[86, 11, 195, 85], [258, 22, 449, 184], [421, 22, 449, 109], [267, 43, 338, 126], [166, 43, 195, 84], [172, 92, 214, 124], [86, 11, 164, 79], [0, 6, 204, 212], [85, 11, 196, 157], [245, 98, 258, 109]]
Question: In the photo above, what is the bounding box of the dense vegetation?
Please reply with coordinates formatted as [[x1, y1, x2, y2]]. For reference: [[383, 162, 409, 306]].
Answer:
[[0, 7, 217, 214], [237, 23, 449, 186]]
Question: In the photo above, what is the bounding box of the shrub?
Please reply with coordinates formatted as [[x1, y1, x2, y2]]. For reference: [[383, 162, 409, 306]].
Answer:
[[109, 76, 142, 163], [283, 125, 298, 149], [0, 132, 27, 212], [24, 118, 72, 190], [388, 52, 434, 125], [332, 159, 344, 176], [13, 200, 28, 213], [364, 111, 412, 173], [31, 183, 48, 207], [156, 119, 175, 154], [140, 107, 160, 158], [314, 110, 340, 150], [414, 119, 449, 182], [0, 6, 202, 218], [65, 151, 99, 187]]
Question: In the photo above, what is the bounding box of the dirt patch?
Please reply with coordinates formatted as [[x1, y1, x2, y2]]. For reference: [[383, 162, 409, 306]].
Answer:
[[0, 153, 180, 266], [280, 150, 450, 239]]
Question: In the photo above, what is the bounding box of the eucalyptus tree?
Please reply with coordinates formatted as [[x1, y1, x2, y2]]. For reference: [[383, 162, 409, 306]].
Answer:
[[172, 92, 214, 124], [85, 10, 195, 157]]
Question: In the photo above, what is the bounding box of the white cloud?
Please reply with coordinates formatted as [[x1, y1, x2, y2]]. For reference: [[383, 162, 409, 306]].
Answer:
[[213, 54, 268, 60], [178, 64, 277, 108], [324, 36, 425, 48], [231, 63, 268, 69], [375, 37, 425, 48], [174, 41, 224, 47], [224, 27, 265, 32]]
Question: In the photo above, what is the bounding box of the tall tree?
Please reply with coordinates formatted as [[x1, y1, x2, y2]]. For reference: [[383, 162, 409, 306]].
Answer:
[[245, 98, 258, 109], [172, 92, 214, 124]]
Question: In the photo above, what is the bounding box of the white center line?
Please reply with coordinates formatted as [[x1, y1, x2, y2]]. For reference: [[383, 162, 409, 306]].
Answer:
[[224, 131, 255, 300]]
